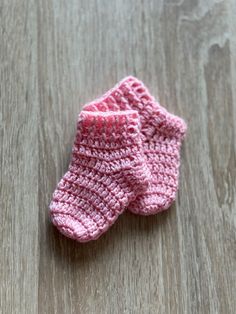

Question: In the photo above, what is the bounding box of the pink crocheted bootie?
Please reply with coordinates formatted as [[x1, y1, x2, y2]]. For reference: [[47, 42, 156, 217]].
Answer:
[[84, 76, 187, 215], [50, 110, 150, 242]]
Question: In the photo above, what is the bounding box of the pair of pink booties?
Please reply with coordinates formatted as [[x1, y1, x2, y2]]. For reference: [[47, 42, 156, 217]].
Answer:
[[50, 76, 187, 242]]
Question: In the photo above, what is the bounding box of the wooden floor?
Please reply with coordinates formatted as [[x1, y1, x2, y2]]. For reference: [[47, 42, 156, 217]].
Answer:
[[1, 1, 236, 313]]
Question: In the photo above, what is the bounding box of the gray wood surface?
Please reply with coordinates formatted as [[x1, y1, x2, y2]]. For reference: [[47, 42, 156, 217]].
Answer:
[[1, 0, 236, 313]]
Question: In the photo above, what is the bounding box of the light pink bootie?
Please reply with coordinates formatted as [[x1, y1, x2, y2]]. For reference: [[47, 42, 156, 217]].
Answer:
[[84, 76, 187, 215], [50, 110, 150, 241]]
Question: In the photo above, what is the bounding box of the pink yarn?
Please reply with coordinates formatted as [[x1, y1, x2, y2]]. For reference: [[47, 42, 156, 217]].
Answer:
[[49, 110, 150, 242], [84, 76, 187, 215]]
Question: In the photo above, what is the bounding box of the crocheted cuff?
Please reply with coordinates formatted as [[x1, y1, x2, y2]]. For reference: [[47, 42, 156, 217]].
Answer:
[[77, 110, 141, 141], [121, 76, 187, 140], [83, 76, 187, 139]]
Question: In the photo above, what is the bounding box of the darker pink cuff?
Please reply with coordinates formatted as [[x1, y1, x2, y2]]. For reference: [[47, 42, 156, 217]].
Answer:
[[77, 110, 141, 140]]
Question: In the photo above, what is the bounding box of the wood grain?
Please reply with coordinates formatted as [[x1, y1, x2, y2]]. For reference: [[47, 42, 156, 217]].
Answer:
[[1, 0, 235, 313]]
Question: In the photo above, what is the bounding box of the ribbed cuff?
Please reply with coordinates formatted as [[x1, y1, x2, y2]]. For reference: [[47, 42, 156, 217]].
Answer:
[[77, 110, 141, 140], [120, 77, 187, 139], [82, 76, 187, 139], [82, 76, 154, 113]]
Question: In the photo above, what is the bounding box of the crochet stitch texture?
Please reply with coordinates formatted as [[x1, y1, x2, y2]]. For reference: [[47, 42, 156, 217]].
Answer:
[[50, 110, 150, 242], [84, 76, 187, 215]]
